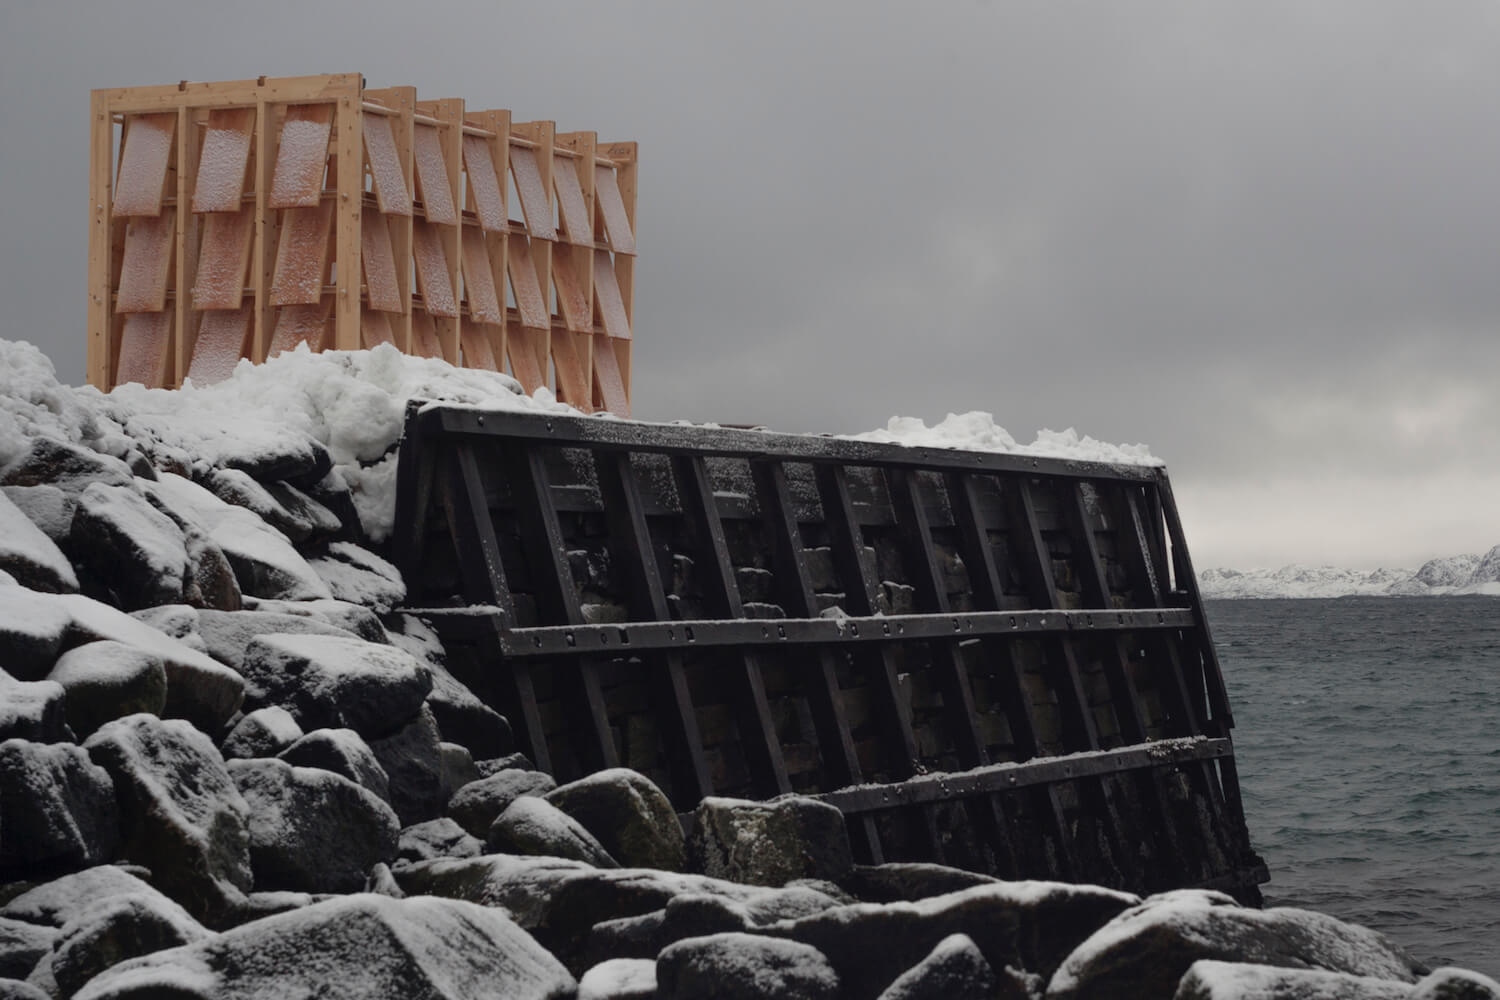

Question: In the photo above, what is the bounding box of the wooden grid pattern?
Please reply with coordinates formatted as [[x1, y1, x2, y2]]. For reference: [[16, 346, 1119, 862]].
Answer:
[[393, 408, 1267, 898], [89, 74, 637, 414]]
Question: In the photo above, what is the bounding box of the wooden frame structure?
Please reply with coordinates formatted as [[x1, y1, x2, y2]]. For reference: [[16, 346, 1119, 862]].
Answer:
[[393, 407, 1268, 899], [88, 74, 638, 413]]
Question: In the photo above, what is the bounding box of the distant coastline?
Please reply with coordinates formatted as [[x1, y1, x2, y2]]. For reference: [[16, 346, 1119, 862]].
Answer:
[[1199, 545, 1500, 599]]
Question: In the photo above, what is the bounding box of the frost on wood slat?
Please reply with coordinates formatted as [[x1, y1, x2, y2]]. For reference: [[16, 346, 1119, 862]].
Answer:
[[462, 135, 505, 233], [192, 208, 254, 310], [412, 220, 457, 317], [461, 328, 498, 371], [593, 335, 629, 415], [506, 235, 549, 329], [460, 229, 502, 325], [116, 210, 175, 313], [362, 112, 412, 216], [411, 310, 444, 359], [361, 310, 395, 349], [361, 212, 403, 313], [269, 104, 332, 209], [594, 164, 635, 253], [269, 300, 331, 356], [508, 146, 556, 240], [270, 202, 335, 306], [549, 327, 591, 408], [116, 311, 173, 388], [413, 124, 457, 225], [187, 305, 252, 385], [191, 108, 254, 213], [552, 155, 591, 243], [551, 247, 590, 333], [507, 329, 547, 394], [592, 250, 630, 339], [112, 113, 176, 218]]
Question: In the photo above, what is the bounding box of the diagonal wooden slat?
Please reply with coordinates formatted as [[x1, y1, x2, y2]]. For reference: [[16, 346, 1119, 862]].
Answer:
[[508, 145, 556, 240], [269, 104, 332, 209], [268, 300, 331, 356], [191, 107, 255, 213], [116, 209, 175, 313], [410, 310, 445, 359], [361, 212, 403, 312], [594, 163, 635, 253], [462, 134, 506, 233], [412, 220, 458, 317], [115, 311, 173, 388], [413, 123, 457, 225], [361, 310, 396, 349], [187, 305, 252, 385], [270, 201, 334, 306], [460, 327, 498, 371], [553, 154, 592, 242], [551, 246, 591, 333], [592, 250, 631, 339], [507, 328, 548, 394], [192, 207, 254, 310], [361, 112, 412, 216], [592, 336, 629, 416], [506, 235, 550, 329], [548, 327, 592, 410], [461, 228, 503, 324], [112, 113, 176, 217]]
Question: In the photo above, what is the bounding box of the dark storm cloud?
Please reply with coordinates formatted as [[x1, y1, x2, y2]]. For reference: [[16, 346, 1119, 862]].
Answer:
[[2, 1, 1496, 567]]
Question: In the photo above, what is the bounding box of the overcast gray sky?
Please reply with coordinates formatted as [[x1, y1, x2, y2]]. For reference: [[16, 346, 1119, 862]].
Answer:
[[3, 1, 1497, 570]]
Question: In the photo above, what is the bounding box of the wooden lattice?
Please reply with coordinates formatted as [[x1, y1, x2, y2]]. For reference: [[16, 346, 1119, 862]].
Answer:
[[89, 75, 637, 414]]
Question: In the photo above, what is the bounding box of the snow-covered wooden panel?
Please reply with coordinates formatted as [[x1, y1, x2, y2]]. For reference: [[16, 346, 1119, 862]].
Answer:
[[269, 301, 331, 356], [191, 108, 254, 213], [361, 309, 396, 349], [506, 235, 549, 329], [594, 163, 635, 253], [551, 246, 590, 333], [462, 134, 506, 233], [360, 212, 403, 313], [270, 202, 334, 306], [413, 123, 457, 225], [115, 311, 173, 387], [112, 113, 176, 218], [461, 328, 498, 371], [592, 335, 629, 415], [592, 250, 630, 339], [508, 146, 556, 240], [188, 306, 252, 384], [460, 229, 502, 325], [269, 104, 332, 209], [412, 220, 457, 318], [553, 155, 591, 243], [362, 112, 412, 217], [193, 208, 254, 310], [116, 210, 175, 314]]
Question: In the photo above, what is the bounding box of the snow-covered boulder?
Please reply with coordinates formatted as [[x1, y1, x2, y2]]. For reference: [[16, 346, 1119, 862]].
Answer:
[[83, 715, 252, 927], [487, 796, 619, 868], [0, 739, 118, 877], [69, 483, 187, 610], [229, 758, 399, 894], [655, 932, 840, 1000], [874, 932, 1015, 1000], [1174, 959, 1414, 998], [447, 767, 558, 838], [1047, 889, 1427, 1000], [0, 586, 70, 681], [0, 867, 162, 929], [396, 818, 484, 865], [0, 437, 134, 498], [368, 704, 446, 825], [841, 862, 1000, 903], [543, 768, 687, 872], [0, 918, 54, 980], [0, 669, 69, 743], [0, 489, 76, 593], [72, 893, 575, 1000], [578, 957, 656, 1000], [47, 891, 210, 1000], [689, 795, 852, 888], [218, 706, 301, 760], [47, 640, 167, 738], [277, 727, 389, 803], [1410, 967, 1500, 999], [307, 542, 406, 611]]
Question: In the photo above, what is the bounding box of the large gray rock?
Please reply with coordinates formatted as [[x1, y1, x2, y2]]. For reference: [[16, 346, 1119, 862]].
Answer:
[[544, 768, 686, 872], [2, 484, 72, 543], [229, 758, 399, 894], [72, 893, 574, 1000], [0, 978, 48, 1000], [0, 668, 69, 743], [83, 715, 251, 927], [689, 796, 852, 887], [200, 468, 337, 544], [0, 489, 77, 593], [0, 739, 118, 877], [48, 891, 210, 1000], [1047, 890, 1428, 1000], [368, 705, 445, 826], [1174, 960, 1416, 999], [656, 932, 840, 1000], [306, 542, 405, 612], [448, 768, 558, 838], [439, 742, 481, 803], [488, 797, 619, 868], [0, 439, 133, 496], [841, 862, 1000, 903], [0, 587, 70, 681], [177, 523, 242, 612], [0, 867, 161, 928], [875, 933, 1008, 1000], [69, 483, 187, 610], [48, 641, 167, 738], [577, 958, 656, 1000], [0, 919, 54, 980], [767, 879, 1139, 998], [218, 707, 302, 760], [194, 609, 356, 671], [1411, 968, 1500, 999], [238, 633, 431, 739], [396, 818, 483, 864], [277, 728, 389, 803]]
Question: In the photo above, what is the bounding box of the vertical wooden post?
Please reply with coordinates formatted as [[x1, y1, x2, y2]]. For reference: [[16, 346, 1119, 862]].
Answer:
[[252, 95, 274, 362], [333, 80, 364, 352], [605, 141, 637, 407], [87, 91, 114, 388]]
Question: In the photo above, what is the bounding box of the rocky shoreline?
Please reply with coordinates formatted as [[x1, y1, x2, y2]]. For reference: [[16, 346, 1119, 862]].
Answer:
[[2, 340, 1497, 998]]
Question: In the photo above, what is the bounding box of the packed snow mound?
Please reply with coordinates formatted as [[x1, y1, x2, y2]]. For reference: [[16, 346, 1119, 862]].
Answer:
[[848, 411, 1163, 467], [1200, 550, 1500, 599]]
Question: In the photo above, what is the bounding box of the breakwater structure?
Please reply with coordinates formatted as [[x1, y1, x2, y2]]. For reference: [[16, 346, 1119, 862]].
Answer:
[[393, 405, 1269, 900], [87, 73, 637, 413]]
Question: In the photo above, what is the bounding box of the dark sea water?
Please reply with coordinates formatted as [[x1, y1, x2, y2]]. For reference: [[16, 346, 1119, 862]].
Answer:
[[1208, 596, 1500, 973]]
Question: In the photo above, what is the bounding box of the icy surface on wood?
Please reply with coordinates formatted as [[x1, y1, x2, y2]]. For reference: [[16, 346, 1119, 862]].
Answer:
[[116, 210, 175, 314], [551, 246, 590, 333], [360, 213, 402, 313], [412, 221, 457, 318], [112, 113, 176, 218], [592, 250, 630, 339], [361, 112, 412, 217], [192, 208, 253, 310], [269, 104, 332, 209], [413, 124, 457, 225], [269, 302, 331, 356], [552, 155, 591, 242], [508, 146, 556, 240], [506, 236, 549, 329], [462, 135, 505, 233], [187, 306, 252, 386], [191, 108, 254, 213], [594, 164, 635, 253], [116, 312, 173, 388], [460, 229, 502, 325], [270, 202, 334, 306]]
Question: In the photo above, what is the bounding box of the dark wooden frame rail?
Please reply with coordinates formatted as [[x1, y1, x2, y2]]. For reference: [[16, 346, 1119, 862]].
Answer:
[[392, 405, 1267, 899]]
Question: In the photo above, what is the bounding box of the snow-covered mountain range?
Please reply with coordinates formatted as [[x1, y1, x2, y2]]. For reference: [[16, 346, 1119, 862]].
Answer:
[[1199, 547, 1500, 599]]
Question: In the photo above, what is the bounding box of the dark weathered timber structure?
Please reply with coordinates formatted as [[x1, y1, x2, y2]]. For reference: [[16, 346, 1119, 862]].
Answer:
[[392, 406, 1268, 899]]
